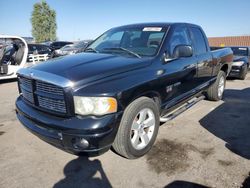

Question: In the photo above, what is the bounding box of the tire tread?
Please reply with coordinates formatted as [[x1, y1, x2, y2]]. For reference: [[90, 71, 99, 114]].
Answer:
[[206, 70, 226, 101], [112, 97, 159, 159]]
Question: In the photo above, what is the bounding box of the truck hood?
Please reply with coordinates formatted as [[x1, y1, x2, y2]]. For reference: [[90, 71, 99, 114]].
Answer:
[[31, 53, 152, 85]]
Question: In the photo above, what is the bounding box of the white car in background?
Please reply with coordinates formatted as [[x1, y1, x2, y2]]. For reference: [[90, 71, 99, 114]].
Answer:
[[0, 35, 48, 80]]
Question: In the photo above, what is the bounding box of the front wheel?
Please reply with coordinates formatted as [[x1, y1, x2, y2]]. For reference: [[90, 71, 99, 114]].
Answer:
[[112, 97, 159, 159], [206, 70, 226, 101]]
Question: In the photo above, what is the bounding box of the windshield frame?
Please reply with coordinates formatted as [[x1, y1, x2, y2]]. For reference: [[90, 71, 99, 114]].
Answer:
[[86, 25, 169, 58]]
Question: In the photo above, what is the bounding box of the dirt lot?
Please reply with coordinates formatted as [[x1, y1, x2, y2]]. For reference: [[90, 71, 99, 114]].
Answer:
[[0, 75, 250, 188]]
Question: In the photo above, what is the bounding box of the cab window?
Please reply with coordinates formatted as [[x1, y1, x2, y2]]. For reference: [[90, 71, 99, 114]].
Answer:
[[190, 27, 207, 55], [167, 26, 191, 57]]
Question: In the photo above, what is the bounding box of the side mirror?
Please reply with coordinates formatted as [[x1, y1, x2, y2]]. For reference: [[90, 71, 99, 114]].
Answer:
[[173, 45, 193, 58]]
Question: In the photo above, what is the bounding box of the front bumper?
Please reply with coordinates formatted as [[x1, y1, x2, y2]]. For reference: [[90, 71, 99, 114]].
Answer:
[[16, 96, 122, 156], [228, 65, 245, 77]]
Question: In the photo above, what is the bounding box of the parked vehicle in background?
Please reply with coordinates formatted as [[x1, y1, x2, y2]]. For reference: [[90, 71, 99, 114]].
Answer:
[[229, 46, 249, 80], [50, 41, 73, 58], [52, 43, 73, 57], [40, 41, 52, 46], [27, 44, 52, 62], [0, 35, 48, 80], [211, 46, 249, 80], [49, 41, 73, 56], [16, 23, 233, 159], [52, 40, 92, 57], [22, 37, 34, 43], [74, 40, 93, 53], [28, 44, 51, 55]]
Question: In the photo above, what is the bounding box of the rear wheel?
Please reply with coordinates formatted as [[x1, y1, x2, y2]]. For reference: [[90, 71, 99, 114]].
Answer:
[[239, 64, 248, 80], [112, 97, 159, 159], [206, 70, 226, 101]]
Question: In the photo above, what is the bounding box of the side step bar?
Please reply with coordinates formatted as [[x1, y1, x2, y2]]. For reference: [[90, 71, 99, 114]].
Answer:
[[160, 95, 205, 122]]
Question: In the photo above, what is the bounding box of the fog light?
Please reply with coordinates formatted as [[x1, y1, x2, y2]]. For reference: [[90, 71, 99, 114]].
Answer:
[[72, 138, 89, 149]]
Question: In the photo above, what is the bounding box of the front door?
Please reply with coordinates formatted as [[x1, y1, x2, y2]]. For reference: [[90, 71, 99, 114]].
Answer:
[[160, 25, 198, 108]]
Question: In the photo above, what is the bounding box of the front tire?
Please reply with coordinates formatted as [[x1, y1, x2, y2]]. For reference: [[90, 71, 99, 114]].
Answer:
[[112, 97, 159, 159], [206, 70, 226, 101]]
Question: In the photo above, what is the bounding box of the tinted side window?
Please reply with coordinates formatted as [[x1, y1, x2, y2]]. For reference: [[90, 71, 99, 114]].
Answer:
[[28, 45, 36, 52], [28, 45, 33, 51], [43, 46, 49, 51], [52, 42, 59, 47], [190, 27, 207, 55], [168, 27, 191, 57], [58, 42, 63, 47], [36, 45, 42, 51]]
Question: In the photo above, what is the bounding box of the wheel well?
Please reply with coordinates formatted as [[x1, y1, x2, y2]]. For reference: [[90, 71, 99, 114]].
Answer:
[[149, 95, 161, 110], [221, 64, 229, 75], [133, 92, 162, 111]]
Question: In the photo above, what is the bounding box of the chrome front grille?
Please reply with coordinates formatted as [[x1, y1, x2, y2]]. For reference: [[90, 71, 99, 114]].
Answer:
[[19, 77, 34, 103], [37, 96, 66, 113], [36, 81, 64, 96], [22, 90, 34, 103], [18, 76, 67, 114], [20, 77, 32, 90]]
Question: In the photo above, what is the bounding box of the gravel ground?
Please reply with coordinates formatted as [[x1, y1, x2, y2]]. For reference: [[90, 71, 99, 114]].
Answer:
[[0, 74, 250, 188]]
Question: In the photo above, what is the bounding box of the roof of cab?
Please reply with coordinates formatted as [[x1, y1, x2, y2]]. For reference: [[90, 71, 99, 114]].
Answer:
[[114, 22, 200, 29]]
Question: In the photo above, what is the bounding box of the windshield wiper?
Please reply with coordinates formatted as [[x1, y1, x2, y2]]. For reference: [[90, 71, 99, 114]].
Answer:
[[102, 47, 141, 58], [84, 48, 98, 53]]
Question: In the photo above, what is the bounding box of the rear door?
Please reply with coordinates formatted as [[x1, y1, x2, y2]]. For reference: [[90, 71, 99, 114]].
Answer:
[[189, 27, 213, 86]]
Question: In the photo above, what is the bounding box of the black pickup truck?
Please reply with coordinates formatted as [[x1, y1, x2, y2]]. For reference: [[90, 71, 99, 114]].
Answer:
[[16, 23, 233, 159]]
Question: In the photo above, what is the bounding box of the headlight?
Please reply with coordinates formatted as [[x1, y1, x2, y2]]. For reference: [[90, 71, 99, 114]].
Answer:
[[232, 61, 244, 66], [74, 96, 117, 116]]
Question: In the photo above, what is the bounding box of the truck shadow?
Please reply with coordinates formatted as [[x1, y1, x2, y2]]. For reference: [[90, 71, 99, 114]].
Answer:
[[163, 173, 250, 187], [164, 180, 209, 188], [199, 88, 250, 159], [0, 78, 17, 84], [242, 172, 250, 188], [53, 156, 112, 188]]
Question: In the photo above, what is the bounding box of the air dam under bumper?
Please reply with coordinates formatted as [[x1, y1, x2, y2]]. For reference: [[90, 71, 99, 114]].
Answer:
[[15, 96, 122, 156]]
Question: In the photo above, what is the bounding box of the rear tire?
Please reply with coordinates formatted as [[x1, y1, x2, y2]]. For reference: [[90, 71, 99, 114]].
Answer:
[[112, 97, 159, 159], [239, 64, 248, 80], [206, 70, 226, 101]]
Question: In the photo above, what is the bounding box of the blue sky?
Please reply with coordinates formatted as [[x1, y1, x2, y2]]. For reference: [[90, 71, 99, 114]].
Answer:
[[0, 0, 249, 41]]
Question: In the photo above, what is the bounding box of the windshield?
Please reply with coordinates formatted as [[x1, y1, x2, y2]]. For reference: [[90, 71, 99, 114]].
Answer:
[[231, 47, 248, 56], [86, 26, 167, 57]]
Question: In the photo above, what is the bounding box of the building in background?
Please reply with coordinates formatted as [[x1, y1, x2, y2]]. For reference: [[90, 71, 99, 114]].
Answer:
[[208, 36, 250, 47]]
